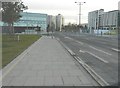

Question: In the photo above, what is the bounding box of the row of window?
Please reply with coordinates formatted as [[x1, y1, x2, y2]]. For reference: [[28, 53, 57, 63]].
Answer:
[[20, 17, 46, 21], [16, 21, 46, 24]]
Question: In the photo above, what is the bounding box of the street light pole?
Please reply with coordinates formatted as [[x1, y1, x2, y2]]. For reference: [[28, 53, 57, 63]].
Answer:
[[75, 1, 86, 34], [79, 3, 81, 26]]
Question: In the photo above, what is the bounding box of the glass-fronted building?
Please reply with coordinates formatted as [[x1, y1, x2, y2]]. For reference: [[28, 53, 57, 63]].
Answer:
[[14, 12, 47, 33], [1, 12, 47, 33]]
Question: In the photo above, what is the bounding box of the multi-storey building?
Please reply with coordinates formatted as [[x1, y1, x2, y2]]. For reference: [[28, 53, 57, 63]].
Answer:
[[118, 1, 120, 33], [14, 12, 47, 33], [88, 9, 119, 34], [47, 15, 56, 31], [100, 10, 118, 30], [88, 9, 104, 34], [56, 14, 64, 31], [2, 12, 48, 33], [118, 1, 120, 10]]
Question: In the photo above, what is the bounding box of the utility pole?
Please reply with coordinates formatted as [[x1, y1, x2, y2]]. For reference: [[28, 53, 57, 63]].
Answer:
[[75, 1, 86, 34]]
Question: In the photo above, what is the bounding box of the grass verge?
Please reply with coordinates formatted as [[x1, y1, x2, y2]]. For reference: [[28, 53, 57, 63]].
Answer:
[[2, 34, 41, 68]]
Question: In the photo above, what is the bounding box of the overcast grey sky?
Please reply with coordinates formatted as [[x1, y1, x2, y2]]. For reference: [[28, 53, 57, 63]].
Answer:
[[23, 0, 119, 24]]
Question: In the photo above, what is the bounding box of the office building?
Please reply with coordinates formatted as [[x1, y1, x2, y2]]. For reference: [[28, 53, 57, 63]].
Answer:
[[14, 12, 47, 33], [56, 14, 64, 31], [88, 9, 119, 34], [100, 10, 119, 30], [2, 12, 47, 33], [118, 1, 120, 33], [47, 15, 56, 31], [118, 1, 120, 10], [88, 9, 104, 34]]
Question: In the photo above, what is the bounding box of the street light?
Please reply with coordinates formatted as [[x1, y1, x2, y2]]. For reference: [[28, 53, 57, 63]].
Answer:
[[75, 1, 86, 34]]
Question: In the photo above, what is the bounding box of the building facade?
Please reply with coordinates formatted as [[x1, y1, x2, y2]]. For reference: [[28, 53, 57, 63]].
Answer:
[[118, 2, 120, 33], [14, 12, 47, 33], [88, 9, 104, 34], [100, 10, 118, 30], [118, 1, 120, 10], [2, 12, 47, 33], [47, 15, 56, 31], [56, 14, 64, 31], [1, 11, 65, 33], [88, 9, 119, 34]]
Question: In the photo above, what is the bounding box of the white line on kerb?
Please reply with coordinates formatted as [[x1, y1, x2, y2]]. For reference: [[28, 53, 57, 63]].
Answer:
[[89, 45, 112, 55], [111, 48, 120, 52], [87, 51, 109, 63]]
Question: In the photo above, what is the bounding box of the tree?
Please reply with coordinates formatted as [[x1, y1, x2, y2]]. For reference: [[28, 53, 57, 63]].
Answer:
[[2, 1, 27, 34]]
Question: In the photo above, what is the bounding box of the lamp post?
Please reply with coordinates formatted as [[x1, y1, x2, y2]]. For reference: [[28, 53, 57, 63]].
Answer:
[[75, 1, 86, 34]]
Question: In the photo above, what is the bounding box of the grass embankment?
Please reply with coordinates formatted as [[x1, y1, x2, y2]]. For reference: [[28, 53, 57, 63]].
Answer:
[[2, 34, 41, 68]]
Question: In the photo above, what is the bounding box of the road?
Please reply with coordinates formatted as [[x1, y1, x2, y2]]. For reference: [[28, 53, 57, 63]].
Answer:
[[54, 32, 119, 86]]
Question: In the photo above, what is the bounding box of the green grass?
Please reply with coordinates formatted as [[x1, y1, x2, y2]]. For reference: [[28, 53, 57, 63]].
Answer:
[[104, 30, 118, 35], [2, 34, 41, 68]]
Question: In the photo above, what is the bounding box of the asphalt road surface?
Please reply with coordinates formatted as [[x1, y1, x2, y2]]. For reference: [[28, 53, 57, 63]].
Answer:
[[54, 32, 119, 86]]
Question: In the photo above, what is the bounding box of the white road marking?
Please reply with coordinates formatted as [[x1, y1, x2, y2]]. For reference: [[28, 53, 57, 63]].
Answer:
[[89, 45, 112, 55], [64, 37, 74, 40], [79, 50, 85, 53], [76, 57, 109, 86], [87, 51, 109, 63], [111, 48, 120, 52], [100, 42, 107, 44], [64, 36, 84, 45], [76, 41, 84, 45]]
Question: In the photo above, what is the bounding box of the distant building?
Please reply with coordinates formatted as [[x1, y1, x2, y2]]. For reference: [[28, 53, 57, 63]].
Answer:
[[14, 12, 47, 33], [88, 9, 119, 34], [2, 12, 48, 33], [88, 9, 104, 34], [118, 1, 120, 31], [118, 1, 120, 10], [56, 14, 64, 31], [100, 10, 119, 30], [47, 15, 56, 31]]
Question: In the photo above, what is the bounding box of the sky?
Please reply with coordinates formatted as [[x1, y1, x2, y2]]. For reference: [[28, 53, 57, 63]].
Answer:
[[22, 0, 119, 25]]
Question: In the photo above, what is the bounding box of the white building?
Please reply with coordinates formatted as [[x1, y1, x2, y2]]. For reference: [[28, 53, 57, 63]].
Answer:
[[100, 10, 118, 30], [118, 1, 120, 10], [47, 15, 56, 31], [56, 14, 64, 31], [88, 9, 104, 34], [118, 1, 120, 32]]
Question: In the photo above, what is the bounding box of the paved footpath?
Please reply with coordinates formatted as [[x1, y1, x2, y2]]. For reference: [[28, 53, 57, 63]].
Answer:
[[2, 36, 98, 86]]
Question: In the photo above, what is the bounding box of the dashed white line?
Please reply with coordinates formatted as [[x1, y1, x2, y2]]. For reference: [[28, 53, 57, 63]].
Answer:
[[78, 49, 109, 63], [79, 50, 85, 53], [64, 36, 84, 45], [111, 48, 120, 52], [76, 41, 84, 45], [87, 51, 109, 63], [64, 37, 74, 40], [100, 42, 107, 44], [89, 45, 112, 55]]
